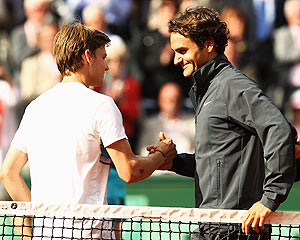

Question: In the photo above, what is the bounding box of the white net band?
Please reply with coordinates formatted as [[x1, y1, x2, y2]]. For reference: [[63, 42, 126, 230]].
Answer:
[[1, 201, 299, 239], [1, 201, 299, 225]]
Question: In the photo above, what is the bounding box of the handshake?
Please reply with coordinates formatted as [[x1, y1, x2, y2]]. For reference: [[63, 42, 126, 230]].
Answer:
[[146, 132, 177, 170]]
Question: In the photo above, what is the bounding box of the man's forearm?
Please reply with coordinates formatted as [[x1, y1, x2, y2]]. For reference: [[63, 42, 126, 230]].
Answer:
[[1, 173, 31, 202], [0, 146, 31, 202], [107, 138, 177, 183]]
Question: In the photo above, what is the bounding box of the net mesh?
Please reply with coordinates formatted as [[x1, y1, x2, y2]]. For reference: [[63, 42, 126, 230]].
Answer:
[[0, 201, 299, 239]]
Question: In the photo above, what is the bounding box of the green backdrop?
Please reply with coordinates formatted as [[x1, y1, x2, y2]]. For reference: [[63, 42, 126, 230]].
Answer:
[[125, 173, 300, 211]]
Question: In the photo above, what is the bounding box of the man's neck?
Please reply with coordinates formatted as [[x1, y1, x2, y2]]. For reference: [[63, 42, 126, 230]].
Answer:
[[62, 73, 88, 87]]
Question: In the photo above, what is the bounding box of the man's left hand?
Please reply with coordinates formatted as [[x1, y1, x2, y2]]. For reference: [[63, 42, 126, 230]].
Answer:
[[241, 201, 273, 235]]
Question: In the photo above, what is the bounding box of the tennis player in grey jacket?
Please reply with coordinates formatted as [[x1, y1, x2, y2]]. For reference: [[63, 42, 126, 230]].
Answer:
[[158, 6, 297, 239]]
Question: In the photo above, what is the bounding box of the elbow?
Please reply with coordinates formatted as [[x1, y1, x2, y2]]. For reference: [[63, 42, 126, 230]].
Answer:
[[119, 170, 136, 183], [0, 168, 9, 184], [0, 166, 17, 185], [117, 164, 141, 183], [125, 175, 139, 184], [122, 178, 134, 184]]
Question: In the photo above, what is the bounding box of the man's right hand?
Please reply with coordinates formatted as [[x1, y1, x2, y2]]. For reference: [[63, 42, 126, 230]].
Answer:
[[146, 132, 169, 153], [154, 132, 177, 170]]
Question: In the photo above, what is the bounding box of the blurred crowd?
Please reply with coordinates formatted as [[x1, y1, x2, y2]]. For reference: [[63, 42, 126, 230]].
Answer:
[[0, 0, 300, 190]]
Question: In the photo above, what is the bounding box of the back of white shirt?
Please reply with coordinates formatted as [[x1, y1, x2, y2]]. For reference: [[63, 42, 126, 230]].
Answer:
[[11, 82, 127, 205]]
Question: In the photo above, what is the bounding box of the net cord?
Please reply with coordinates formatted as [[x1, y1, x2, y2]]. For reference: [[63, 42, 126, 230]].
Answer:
[[0, 201, 299, 225]]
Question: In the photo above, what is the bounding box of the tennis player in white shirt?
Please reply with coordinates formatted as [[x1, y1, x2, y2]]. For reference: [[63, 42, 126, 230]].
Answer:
[[0, 23, 176, 239]]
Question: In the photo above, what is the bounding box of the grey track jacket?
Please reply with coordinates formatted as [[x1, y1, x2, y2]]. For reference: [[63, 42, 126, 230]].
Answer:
[[171, 54, 296, 211]]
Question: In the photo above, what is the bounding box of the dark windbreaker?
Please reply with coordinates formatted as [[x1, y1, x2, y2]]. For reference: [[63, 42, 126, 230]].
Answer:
[[171, 54, 296, 211]]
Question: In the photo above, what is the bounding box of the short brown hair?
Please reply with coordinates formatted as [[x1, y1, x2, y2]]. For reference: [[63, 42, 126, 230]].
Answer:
[[168, 6, 229, 54], [53, 23, 110, 76]]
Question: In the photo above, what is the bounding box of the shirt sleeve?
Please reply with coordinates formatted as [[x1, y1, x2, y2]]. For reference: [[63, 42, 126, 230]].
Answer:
[[96, 97, 127, 148], [225, 77, 296, 211], [170, 153, 196, 178]]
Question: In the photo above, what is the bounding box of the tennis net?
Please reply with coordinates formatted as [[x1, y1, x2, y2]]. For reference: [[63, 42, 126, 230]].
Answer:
[[0, 201, 299, 239]]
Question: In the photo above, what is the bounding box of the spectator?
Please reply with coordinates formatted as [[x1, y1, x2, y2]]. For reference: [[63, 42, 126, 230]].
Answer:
[[50, 0, 75, 25], [0, 0, 13, 31], [0, 0, 25, 32], [273, 0, 300, 64], [19, 17, 61, 104], [221, 6, 258, 81], [132, 0, 190, 114], [234, 0, 286, 53], [271, 0, 300, 110], [103, 35, 141, 150], [82, 3, 110, 34], [8, 0, 54, 84], [138, 82, 194, 157], [66, 0, 133, 40], [230, 0, 287, 92], [221, 6, 246, 45]]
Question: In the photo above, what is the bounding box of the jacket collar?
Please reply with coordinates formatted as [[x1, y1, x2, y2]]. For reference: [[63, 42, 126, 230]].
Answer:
[[188, 53, 230, 110], [193, 53, 229, 91]]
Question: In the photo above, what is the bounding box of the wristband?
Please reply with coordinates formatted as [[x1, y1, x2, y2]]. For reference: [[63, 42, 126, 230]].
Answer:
[[156, 149, 167, 161]]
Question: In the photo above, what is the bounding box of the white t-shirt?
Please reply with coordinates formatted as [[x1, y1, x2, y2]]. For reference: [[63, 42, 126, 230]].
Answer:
[[12, 82, 127, 205]]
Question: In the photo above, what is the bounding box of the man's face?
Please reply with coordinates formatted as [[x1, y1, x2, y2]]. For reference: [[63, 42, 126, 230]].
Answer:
[[39, 25, 57, 53], [89, 46, 109, 87], [106, 55, 124, 79], [159, 84, 182, 119], [170, 32, 212, 77]]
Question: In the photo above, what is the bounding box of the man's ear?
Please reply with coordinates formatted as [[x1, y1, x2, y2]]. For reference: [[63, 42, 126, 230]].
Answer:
[[83, 49, 92, 65], [205, 39, 215, 53]]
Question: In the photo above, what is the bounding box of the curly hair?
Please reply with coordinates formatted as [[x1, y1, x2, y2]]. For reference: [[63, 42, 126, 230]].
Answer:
[[53, 23, 110, 76], [168, 6, 229, 54]]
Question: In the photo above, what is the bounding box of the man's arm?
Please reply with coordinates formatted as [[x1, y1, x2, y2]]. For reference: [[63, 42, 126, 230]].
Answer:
[[0, 146, 31, 201], [226, 78, 296, 234], [106, 138, 176, 183], [241, 120, 296, 234], [0, 146, 32, 239]]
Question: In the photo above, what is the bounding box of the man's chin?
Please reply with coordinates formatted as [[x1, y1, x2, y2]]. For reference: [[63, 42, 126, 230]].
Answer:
[[183, 71, 193, 78]]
